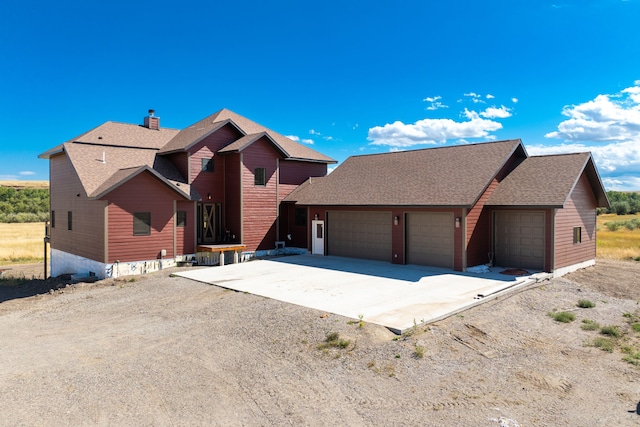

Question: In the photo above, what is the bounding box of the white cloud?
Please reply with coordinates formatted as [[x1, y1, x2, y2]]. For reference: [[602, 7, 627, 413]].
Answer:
[[464, 92, 485, 104], [286, 135, 314, 145], [423, 95, 448, 111], [19, 171, 36, 176], [511, 97, 519, 103], [480, 105, 512, 119], [545, 83, 640, 142], [309, 129, 321, 136], [367, 108, 503, 148], [486, 94, 495, 99], [540, 82, 640, 188], [0, 174, 18, 180]]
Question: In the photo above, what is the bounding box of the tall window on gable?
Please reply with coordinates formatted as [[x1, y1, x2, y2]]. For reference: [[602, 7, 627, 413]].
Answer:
[[67, 211, 72, 231], [176, 211, 187, 227], [51, 211, 55, 228], [201, 157, 214, 172], [134, 212, 151, 236], [573, 226, 582, 244], [254, 168, 266, 186]]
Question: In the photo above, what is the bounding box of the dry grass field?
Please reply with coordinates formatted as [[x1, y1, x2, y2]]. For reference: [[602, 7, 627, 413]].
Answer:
[[0, 222, 48, 264], [597, 213, 640, 261], [0, 180, 49, 190]]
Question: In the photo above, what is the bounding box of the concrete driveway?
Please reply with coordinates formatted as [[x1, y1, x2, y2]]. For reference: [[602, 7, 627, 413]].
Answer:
[[177, 255, 546, 334]]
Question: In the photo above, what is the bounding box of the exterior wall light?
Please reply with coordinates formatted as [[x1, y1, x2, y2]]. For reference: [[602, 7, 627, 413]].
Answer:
[[455, 217, 461, 228], [314, 213, 319, 220], [394, 215, 399, 225]]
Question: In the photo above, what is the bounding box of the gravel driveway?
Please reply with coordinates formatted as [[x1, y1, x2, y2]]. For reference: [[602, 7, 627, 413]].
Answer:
[[1, 260, 639, 426]]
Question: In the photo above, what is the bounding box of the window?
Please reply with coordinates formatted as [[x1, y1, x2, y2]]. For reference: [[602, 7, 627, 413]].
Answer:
[[176, 210, 187, 227], [133, 212, 151, 236], [67, 211, 72, 231], [295, 208, 307, 226], [254, 168, 266, 186], [51, 211, 55, 228], [573, 226, 582, 244], [201, 157, 214, 172]]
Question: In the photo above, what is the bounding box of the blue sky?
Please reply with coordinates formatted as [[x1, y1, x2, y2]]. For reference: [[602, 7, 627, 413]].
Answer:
[[1, 0, 639, 190]]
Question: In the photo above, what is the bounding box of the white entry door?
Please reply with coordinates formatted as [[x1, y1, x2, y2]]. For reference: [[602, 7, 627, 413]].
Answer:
[[311, 220, 325, 255]]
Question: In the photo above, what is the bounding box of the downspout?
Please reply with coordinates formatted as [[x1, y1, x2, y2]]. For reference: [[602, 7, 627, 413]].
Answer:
[[461, 208, 467, 271], [276, 158, 280, 242], [173, 200, 177, 259], [239, 153, 244, 244]]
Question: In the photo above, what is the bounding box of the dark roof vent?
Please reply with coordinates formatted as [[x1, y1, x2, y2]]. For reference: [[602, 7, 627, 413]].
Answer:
[[144, 109, 160, 130]]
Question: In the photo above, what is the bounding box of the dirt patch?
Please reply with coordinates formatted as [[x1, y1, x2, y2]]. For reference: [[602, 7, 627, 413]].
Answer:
[[1, 260, 639, 425]]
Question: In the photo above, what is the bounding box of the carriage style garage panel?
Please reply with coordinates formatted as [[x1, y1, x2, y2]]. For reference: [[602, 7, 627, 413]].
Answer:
[[327, 211, 392, 262], [406, 212, 454, 269], [494, 211, 545, 270]]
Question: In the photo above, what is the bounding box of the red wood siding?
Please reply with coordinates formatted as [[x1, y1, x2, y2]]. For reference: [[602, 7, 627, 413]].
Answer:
[[224, 153, 242, 243], [105, 172, 185, 263], [49, 153, 106, 262], [176, 200, 195, 254], [240, 138, 280, 251], [280, 202, 308, 248], [466, 178, 497, 267], [189, 124, 241, 201], [553, 173, 597, 269]]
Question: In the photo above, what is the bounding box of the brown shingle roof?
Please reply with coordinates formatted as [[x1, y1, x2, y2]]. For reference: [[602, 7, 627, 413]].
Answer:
[[285, 139, 524, 207], [71, 121, 180, 149], [158, 108, 336, 163], [486, 152, 609, 207]]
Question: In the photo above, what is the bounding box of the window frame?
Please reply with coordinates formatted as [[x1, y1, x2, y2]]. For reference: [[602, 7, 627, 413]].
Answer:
[[201, 157, 214, 173], [133, 212, 151, 236], [176, 210, 187, 227], [254, 167, 266, 186], [573, 226, 582, 244]]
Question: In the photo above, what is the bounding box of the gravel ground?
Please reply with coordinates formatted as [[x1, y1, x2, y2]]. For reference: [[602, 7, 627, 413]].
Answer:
[[1, 259, 639, 426]]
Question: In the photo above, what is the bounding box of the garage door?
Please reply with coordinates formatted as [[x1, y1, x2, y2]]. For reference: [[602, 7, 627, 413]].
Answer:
[[327, 211, 391, 262], [495, 211, 545, 270], [406, 212, 454, 269]]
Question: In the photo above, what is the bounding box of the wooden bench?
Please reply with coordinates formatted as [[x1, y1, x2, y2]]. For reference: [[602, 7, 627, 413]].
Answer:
[[196, 244, 247, 266]]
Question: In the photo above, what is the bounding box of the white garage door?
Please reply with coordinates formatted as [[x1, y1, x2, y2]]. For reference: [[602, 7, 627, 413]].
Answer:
[[327, 211, 392, 262], [495, 211, 545, 270], [406, 212, 454, 269]]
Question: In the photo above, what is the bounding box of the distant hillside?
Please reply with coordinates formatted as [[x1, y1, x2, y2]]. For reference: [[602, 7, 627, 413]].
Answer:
[[0, 180, 49, 190], [0, 182, 49, 223]]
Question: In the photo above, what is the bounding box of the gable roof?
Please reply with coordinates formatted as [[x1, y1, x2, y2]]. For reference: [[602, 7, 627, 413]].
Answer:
[[91, 165, 192, 200], [285, 139, 525, 207], [38, 121, 192, 200], [158, 108, 336, 163], [217, 132, 287, 156], [486, 152, 610, 208]]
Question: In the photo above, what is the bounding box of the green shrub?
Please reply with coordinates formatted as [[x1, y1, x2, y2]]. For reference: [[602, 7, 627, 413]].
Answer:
[[581, 319, 600, 331], [548, 311, 576, 323], [318, 332, 351, 350], [600, 325, 622, 338], [604, 221, 621, 231], [591, 337, 615, 352], [631, 323, 640, 333], [414, 344, 425, 359], [577, 299, 595, 308]]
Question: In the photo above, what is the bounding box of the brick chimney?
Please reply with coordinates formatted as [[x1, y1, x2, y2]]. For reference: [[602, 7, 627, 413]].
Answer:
[[143, 109, 160, 130]]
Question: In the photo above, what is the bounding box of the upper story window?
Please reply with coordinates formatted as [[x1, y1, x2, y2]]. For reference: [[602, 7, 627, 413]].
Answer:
[[254, 168, 266, 186], [134, 212, 151, 236], [67, 211, 72, 231], [51, 211, 55, 228], [573, 226, 582, 244], [176, 210, 187, 227], [202, 157, 214, 172]]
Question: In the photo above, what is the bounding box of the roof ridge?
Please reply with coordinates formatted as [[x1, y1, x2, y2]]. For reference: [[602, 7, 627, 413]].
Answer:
[[350, 139, 522, 159]]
